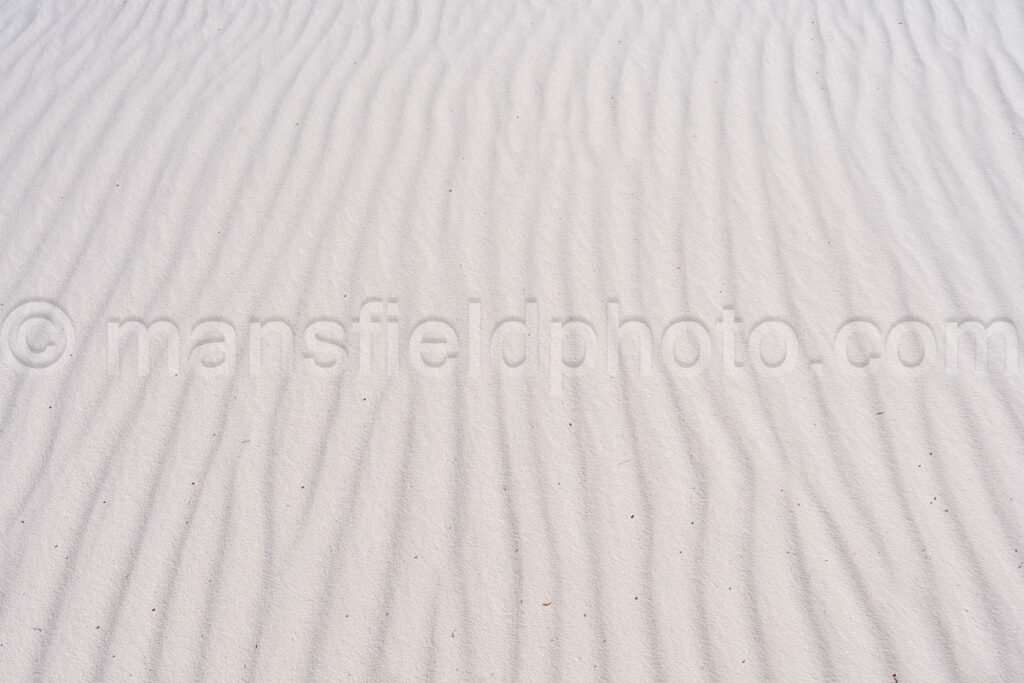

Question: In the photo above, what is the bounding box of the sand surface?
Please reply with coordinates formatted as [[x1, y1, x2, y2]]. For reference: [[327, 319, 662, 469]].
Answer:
[[1, 0, 1023, 680]]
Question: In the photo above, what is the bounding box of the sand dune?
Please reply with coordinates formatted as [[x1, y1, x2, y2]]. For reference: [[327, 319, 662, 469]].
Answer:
[[1, 0, 1023, 680]]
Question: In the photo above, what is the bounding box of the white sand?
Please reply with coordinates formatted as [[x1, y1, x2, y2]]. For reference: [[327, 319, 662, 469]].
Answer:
[[1, 0, 1023, 679]]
